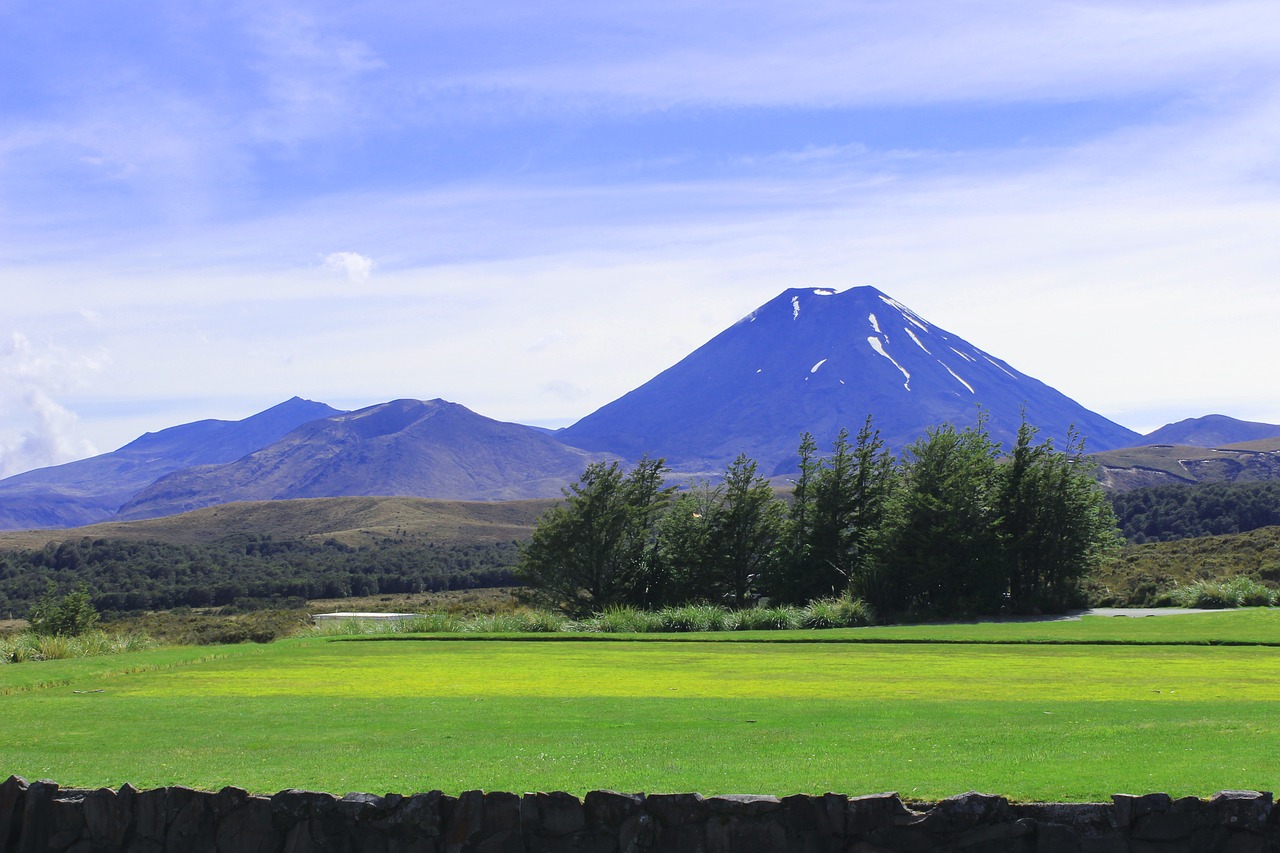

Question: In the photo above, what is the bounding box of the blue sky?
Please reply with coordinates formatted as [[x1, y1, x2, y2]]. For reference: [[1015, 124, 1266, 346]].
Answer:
[[3, 0, 1280, 476]]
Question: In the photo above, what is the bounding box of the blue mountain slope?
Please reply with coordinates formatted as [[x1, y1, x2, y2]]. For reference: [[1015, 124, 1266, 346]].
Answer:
[[0, 397, 343, 529], [1142, 415, 1280, 448], [115, 399, 614, 520], [560, 286, 1140, 475]]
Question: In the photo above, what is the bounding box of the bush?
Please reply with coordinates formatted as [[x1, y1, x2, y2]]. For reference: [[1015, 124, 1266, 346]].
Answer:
[[733, 605, 804, 631], [658, 604, 731, 632], [1157, 577, 1278, 609], [29, 583, 99, 637], [802, 595, 876, 629], [586, 606, 664, 634], [511, 610, 568, 633], [1, 629, 155, 664]]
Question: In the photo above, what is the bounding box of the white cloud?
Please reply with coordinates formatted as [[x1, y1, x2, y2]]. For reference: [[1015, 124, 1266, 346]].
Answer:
[[323, 251, 374, 284], [0, 332, 101, 477]]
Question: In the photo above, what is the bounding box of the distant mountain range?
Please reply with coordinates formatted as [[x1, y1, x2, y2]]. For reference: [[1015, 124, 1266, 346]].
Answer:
[[2, 286, 1277, 530], [115, 399, 611, 521], [0, 397, 341, 530]]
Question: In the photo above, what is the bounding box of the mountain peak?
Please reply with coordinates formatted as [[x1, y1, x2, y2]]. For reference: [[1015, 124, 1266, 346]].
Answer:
[[561, 285, 1138, 475], [1141, 414, 1280, 448]]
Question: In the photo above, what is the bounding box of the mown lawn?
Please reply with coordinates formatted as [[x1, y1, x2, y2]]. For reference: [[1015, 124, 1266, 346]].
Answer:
[[3, 612, 1279, 801]]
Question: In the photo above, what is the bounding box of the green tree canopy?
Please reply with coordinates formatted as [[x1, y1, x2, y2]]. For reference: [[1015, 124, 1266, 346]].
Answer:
[[517, 456, 673, 616], [883, 418, 1005, 614]]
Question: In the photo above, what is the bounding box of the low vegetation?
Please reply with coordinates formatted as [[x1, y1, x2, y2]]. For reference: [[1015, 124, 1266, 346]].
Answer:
[[1088, 526, 1280, 606], [0, 535, 519, 619], [309, 597, 875, 637]]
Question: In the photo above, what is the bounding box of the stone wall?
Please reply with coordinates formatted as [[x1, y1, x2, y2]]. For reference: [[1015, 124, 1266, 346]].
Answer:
[[1, 776, 1275, 853]]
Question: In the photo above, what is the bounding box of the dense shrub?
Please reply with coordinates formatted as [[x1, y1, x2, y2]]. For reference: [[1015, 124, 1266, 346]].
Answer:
[[801, 595, 876, 629], [1157, 576, 1278, 609], [28, 583, 99, 637], [1, 629, 155, 664], [732, 605, 804, 631]]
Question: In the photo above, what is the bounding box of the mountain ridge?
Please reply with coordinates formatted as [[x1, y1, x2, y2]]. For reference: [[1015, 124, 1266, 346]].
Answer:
[[115, 399, 614, 520], [9, 286, 1272, 530], [0, 397, 343, 529], [1140, 414, 1280, 448]]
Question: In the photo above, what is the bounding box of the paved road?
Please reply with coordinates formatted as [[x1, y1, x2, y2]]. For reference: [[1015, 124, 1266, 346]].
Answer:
[[1074, 607, 1219, 619], [945, 607, 1221, 624]]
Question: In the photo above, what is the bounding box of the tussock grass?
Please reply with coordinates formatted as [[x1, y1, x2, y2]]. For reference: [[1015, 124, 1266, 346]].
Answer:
[[1157, 576, 1279, 609], [312, 598, 875, 638], [1, 630, 156, 664]]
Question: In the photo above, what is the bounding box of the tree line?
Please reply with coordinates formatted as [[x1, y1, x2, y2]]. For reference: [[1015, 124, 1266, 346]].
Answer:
[[519, 416, 1121, 618], [1110, 480, 1280, 543], [0, 535, 518, 618]]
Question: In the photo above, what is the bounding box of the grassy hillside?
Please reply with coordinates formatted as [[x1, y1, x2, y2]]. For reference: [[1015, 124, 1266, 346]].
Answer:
[[0, 497, 555, 618], [0, 495, 554, 550], [1092, 437, 1280, 491], [1089, 526, 1280, 606]]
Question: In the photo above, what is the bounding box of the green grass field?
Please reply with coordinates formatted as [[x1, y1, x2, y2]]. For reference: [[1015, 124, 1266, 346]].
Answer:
[[4, 611, 1280, 802]]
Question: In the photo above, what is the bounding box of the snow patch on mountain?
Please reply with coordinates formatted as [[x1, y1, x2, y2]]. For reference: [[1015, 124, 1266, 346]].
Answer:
[[941, 362, 976, 394], [880, 295, 931, 332], [868, 337, 911, 390], [951, 347, 975, 362], [868, 313, 882, 334], [905, 328, 930, 353], [792, 296, 801, 320], [984, 355, 1018, 378], [810, 358, 828, 374]]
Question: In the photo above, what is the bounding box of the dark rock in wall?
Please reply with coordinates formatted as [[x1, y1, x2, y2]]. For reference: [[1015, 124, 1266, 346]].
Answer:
[[3, 781, 1277, 853]]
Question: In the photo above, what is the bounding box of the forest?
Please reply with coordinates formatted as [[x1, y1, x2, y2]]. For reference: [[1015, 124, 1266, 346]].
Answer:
[[0, 534, 517, 619], [1110, 480, 1280, 543]]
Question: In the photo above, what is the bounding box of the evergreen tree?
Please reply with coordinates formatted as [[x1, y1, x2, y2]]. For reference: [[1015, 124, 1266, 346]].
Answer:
[[654, 484, 721, 605], [658, 456, 785, 607], [999, 422, 1120, 611], [781, 419, 898, 604], [885, 417, 1005, 614], [770, 432, 819, 602], [820, 419, 898, 597], [708, 454, 785, 607], [517, 456, 673, 615]]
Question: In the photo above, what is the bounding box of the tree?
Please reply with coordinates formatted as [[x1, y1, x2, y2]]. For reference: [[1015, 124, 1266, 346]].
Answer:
[[774, 420, 898, 604], [517, 456, 673, 616], [884, 417, 1005, 614], [999, 421, 1121, 612], [769, 432, 818, 602], [658, 455, 786, 607], [707, 454, 785, 607], [654, 484, 717, 605], [812, 418, 898, 602], [29, 582, 99, 637]]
